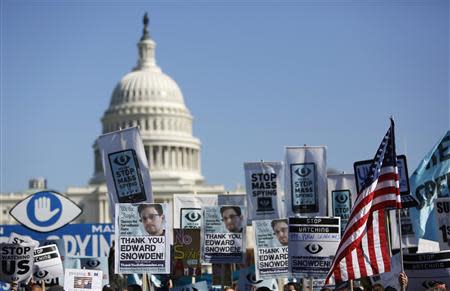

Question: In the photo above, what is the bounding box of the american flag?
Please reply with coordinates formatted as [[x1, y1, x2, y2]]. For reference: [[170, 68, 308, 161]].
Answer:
[[325, 118, 402, 284]]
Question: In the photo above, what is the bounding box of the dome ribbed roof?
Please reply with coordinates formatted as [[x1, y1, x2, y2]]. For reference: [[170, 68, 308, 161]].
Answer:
[[110, 70, 185, 106]]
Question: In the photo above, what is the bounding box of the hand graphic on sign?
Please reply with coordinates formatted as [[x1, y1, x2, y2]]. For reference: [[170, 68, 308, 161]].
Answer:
[[34, 196, 60, 222]]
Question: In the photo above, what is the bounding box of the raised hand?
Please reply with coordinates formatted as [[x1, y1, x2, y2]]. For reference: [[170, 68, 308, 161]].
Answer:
[[34, 196, 60, 222]]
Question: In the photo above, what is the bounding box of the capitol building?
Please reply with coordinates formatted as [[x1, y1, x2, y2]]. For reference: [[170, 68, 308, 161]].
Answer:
[[0, 14, 225, 225]]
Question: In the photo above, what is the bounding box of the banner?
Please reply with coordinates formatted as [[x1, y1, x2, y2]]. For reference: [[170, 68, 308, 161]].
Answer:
[[244, 162, 283, 223], [63, 268, 103, 291], [285, 146, 327, 217], [173, 195, 217, 229], [404, 251, 450, 289], [288, 217, 340, 278], [0, 224, 114, 257], [115, 203, 170, 274], [171, 281, 208, 291], [435, 197, 450, 250], [0, 243, 34, 283], [327, 173, 356, 233], [389, 208, 418, 250], [173, 229, 202, 279], [97, 127, 153, 218], [410, 131, 450, 240], [253, 219, 289, 280], [201, 206, 246, 263], [33, 244, 64, 282]]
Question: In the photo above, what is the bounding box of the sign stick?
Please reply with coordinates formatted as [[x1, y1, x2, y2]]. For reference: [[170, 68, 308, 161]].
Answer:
[[142, 273, 148, 291], [397, 208, 406, 291]]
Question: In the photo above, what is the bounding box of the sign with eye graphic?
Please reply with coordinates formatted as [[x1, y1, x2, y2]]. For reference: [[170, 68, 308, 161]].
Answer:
[[79, 257, 109, 287], [285, 146, 327, 217], [173, 195, 218, 229], [33, 244, 63, 282], [288, 217, 340, 278]]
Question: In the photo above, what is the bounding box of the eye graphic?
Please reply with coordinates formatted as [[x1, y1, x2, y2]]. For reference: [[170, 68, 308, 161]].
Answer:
[[305, 243, 323, 254], [34, 270, 48, 279], [295, 167, 311, 177], [185, 211, 201, 222], [9, 191, 82, 233], [114, 154, 130, 166], [336, 193, 349, 204], [246, 274, 263, 284], [86, 259, 101, 268]]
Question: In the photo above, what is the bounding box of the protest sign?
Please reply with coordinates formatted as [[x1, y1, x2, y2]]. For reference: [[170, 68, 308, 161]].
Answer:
[[404, 251, 450, 289], [201, 206, 246, 263], [410, 131, 450, 241], [253, 219, 289, 280], [33, 244, 63, 282], [63, 268, 103, 291], [0, 223, 113, 257], [285, 146, 327, 217], [389, 208, 418, 250], [173, 195, 217, 229], [0, 243, 34, 283], [435, 197, 450, 250], [288, 217, 340, 278], [244, 162, 284, 223], [354, 155, 417, 208], [173, 229, 201, 279], [79, 257, 109, 287], [327, 173, 356, 233], [98, 127, 153, 218], [171, 280, 209, 291], [115, 203, 170, 274]]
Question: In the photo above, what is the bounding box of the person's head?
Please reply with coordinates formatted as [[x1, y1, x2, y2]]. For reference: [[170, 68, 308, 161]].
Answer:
[[220, 206, 243, 233], [271, 219, 288, 246], [102, 285, 114, 291], [138, 204, 165, 236], [224, 287, 234, 291], [255, 287, 271, 291], [284, 282, 298, 291], [428, 281, 448, 291], [30, 284, 43, 291]]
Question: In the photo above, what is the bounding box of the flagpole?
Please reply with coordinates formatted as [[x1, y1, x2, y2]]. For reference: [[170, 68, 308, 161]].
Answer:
[[397, 208, 406, 291]]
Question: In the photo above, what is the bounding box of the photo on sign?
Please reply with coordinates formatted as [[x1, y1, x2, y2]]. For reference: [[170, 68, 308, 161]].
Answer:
[[73, 276, 92, 289], [290, 163, 318, 213], [108, 149, 146, 203]]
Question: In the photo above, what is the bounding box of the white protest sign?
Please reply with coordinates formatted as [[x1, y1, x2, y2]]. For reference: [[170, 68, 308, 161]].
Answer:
[[288, 217, 340, 278], [173, 194, 218, 229], [285, 146, 327, 217], [244, 162, 284, 223], [98, 127, 153, 218], [33, 244, 63, 282], [201, 206, 246, 264], [404, 251, 450, 290], [417, 238, 440, 253], [389, 208, 418, 250], [115, 203, 170, 274], [63, 268, 103, 291], [435, 197, 450, 250], [0, 243, 34, 283], [171, 280, 209, 291], [327, 173, 356, 233], [79, 257, 109, 287], [253, 219, 289, 280], [236, 265, 279, 291]]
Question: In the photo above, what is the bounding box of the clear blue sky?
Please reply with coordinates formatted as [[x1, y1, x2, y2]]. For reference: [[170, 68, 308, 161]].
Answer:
[[1, 0, 449, 193]]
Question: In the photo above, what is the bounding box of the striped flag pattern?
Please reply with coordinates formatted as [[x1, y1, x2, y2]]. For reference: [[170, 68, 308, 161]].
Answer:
[[325, 119, 402, 284]]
